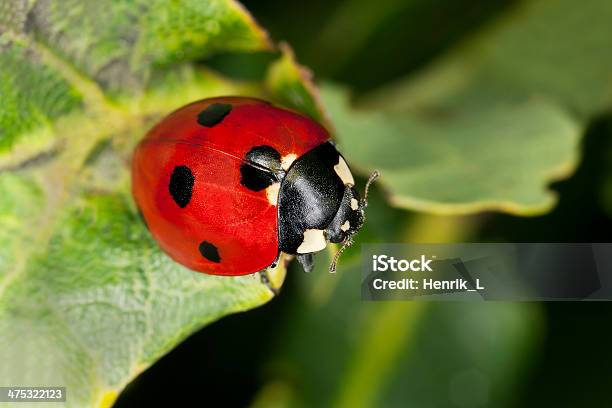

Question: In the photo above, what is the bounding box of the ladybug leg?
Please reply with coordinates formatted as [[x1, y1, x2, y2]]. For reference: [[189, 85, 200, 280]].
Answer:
[[259, 270, 279, 296], [297, 253, 314, 273]]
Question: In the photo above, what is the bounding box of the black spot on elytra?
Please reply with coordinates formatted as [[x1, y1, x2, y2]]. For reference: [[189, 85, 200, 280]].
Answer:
[[199, 241, 221, 263], [240, 164, 276, 191], [169, 165, 194, 208], [197, 103, 232, 127], [240, 145, 283, 192]]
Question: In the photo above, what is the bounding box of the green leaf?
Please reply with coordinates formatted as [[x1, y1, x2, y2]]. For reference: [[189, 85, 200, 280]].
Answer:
[[0, 0, 271, 166], [322, 85, 581, 215], [0, 34, 83, 162], [0, 2, 291, 406], [24, 0, 271, 92], [0, 173, 44, 277], [0, 189, 284, 407]]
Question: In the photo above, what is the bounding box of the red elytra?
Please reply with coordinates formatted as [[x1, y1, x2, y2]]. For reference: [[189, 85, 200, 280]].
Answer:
[[131, 97, 330, 276]]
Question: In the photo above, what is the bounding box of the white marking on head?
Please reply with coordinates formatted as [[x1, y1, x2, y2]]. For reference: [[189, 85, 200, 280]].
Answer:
[[350, 198, 359, 210], [281, 154, 298, 171], [341, 221, 350, 232], [334, 156, 355, 185], [297, 229, 327, 254], [266, 182, 281, 206]]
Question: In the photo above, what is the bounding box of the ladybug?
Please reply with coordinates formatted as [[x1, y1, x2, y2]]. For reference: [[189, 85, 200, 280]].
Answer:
[[132, 97, 378, 276]]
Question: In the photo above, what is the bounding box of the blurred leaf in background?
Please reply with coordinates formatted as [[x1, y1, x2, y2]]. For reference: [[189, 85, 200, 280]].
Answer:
[[324, 85, 579, 214]]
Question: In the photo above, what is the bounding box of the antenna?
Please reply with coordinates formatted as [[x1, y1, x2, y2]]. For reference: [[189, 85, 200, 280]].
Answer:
[[362, 170, 380, 207]]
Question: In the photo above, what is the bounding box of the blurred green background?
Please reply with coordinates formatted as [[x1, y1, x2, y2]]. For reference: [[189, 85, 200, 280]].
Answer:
[[108, 0, 612, 407]]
